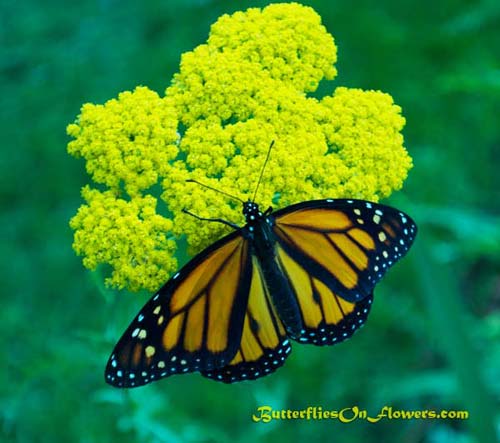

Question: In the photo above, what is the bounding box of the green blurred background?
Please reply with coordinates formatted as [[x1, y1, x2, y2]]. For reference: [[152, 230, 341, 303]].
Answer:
[[1, 0, 499, 442]]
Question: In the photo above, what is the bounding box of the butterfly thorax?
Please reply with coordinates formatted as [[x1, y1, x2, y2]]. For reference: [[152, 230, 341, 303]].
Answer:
[[242, 201, 274, 250], [242, 201, 303, 338]]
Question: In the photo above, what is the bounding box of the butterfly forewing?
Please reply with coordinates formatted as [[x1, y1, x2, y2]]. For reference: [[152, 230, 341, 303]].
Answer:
[[105, 232, 251, 387], [272, 199, 417, 303]]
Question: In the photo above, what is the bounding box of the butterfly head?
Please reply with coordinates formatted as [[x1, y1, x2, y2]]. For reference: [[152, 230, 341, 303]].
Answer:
[[243, 201, 262, 222]]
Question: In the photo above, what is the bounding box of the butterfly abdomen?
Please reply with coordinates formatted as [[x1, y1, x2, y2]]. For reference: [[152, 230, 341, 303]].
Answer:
[[259, 252, 303, 338]]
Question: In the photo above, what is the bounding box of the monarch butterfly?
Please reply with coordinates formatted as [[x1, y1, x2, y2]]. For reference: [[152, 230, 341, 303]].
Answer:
[[105, 187, 417, 387]]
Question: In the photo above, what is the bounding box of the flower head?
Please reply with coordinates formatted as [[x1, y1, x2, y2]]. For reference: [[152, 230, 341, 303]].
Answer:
[[68, 2, 413, 292]]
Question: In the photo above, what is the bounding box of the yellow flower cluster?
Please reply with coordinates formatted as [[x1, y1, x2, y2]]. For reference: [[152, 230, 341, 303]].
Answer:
[[68, 2, 413, 292], [70, 187, 177, 292], [67, 87, 178, 197]]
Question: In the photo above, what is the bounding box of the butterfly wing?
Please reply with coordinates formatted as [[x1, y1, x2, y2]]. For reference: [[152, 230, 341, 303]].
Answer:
[[273, 199, 417, 302], [105, 231, 252, 388], [201, 256, 291, 383], [271, 198, 416, 344]]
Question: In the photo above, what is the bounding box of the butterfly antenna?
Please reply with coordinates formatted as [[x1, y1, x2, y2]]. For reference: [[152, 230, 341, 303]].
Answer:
[[252, 140, 275, 202], [186, 179, 245, 204]]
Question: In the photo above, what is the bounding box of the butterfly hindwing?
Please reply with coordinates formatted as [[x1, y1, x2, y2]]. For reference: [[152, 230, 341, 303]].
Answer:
[[272, 199, 417, 303], [202, 256, 291, 383], [275, 239, 374, 345], [105, 232, 251, 387]]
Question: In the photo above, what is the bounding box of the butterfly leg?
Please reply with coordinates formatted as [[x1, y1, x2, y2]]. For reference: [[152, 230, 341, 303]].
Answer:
[[182, 209, 241, 230]]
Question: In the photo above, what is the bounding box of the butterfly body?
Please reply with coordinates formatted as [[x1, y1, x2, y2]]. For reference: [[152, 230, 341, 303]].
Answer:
[[105, 198, 417, 387], [241, 201, 303, 338]]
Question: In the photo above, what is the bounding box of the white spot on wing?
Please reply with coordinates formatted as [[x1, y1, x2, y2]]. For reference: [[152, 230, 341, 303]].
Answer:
[[145, 346, 156, 357]]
